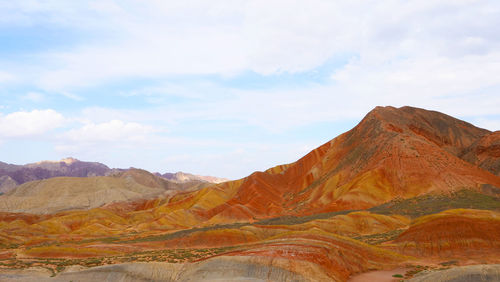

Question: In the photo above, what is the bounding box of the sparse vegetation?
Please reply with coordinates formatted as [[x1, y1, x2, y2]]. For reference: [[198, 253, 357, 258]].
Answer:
[[403, 265, 428, 278], [256, 209, 358, 225], [0, 245, 238, 273], [439, 260, 459, 266], [122, 189, 498, 245], [0, 243, 19, 249], [353, 229, 405, 245], [369, 189, 500, 218]]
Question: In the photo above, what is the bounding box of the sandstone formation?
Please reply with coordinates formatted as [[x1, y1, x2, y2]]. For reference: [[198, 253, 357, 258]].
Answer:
[[135, 106, 500, 227], [0, 106, 499, 281], [392, 209, 500, 257]]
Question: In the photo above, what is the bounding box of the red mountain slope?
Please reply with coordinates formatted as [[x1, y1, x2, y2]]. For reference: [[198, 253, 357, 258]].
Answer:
[[155, 106, 500, 225]]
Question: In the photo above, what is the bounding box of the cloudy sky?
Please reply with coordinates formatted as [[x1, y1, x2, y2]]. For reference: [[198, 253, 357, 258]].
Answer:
[[1, 1, 499, 179]]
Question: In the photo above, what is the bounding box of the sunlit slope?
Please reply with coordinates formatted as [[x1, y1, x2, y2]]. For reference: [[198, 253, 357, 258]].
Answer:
[[0, 177, 165, 214], [0, 169, 210, 214], [3, 106, 498, 223], [113, 168, 211, 191], [206, 231, 406, 281], [142, 106, 500, 224], [0, 232, 406, 282], [0, 198, 498, 280], [2, 190, 497, 255], [460, 130, 500, 176], [0, 106, 499, 281], [391, 209, 500, 257], [2, 211, 408, 281]]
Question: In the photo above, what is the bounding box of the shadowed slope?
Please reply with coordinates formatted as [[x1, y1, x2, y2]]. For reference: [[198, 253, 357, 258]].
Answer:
[[0, 158, 223, 195], [0, 175, 17, 194], [0, 158, 110, 192], [460, 131, 500, 176]]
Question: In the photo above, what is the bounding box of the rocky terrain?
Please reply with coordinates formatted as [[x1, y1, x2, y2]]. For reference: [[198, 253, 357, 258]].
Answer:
[[0, 106, 498, 281]]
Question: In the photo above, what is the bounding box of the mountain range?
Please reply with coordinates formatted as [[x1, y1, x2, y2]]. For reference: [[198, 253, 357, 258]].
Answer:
[[0, 157, 227, 194], [0, 106, 498, 282]]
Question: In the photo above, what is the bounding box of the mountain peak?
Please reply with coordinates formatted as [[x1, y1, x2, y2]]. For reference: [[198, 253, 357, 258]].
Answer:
[[60, 157, 79, 164], [162, 171, 229, 183], [33, 157, 80, 165], [358, 106, 490, 155]]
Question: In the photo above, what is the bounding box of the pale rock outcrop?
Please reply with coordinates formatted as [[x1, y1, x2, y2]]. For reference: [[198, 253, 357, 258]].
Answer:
[[409, 264, 500, 282], [0, 257, 316, 282]]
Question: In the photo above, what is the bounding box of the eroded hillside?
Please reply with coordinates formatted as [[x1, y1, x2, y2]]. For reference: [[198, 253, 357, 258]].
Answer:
[[0, 106, 499, 281]]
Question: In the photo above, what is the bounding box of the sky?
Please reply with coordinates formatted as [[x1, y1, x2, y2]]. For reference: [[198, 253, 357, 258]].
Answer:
[[0, 1, 499, 179]]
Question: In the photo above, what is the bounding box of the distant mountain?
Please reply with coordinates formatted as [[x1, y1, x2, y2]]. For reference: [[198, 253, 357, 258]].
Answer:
[[160, 171, 229, 184], [111, 168, 211, 192], [0, 168, 212, 214], [0, 175, 17, 194], [0, 158, 110, 194], [0, 158, 227, 194]]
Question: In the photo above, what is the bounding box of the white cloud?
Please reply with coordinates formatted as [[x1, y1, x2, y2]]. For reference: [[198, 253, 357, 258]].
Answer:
[[0, 71, 15, 83], [329, 51, 500, 116], [55, 119, 160, 162], [473, 118, 500, 132], [0, 0, 491, 92], [0, 109, 65, 138], [1, 1, 500, 178], [157, 141, 316, 179], [59, 91, 84, 101], [62, 119, 155, 143], [21, 92, 45, 102]]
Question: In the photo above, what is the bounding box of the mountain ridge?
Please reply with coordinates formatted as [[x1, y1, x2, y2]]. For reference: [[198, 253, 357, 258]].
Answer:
[[0, 168, 214, 214], [0, 106, 499, 281], [0, 158, 228, 194], [181, 106, 500, 224]]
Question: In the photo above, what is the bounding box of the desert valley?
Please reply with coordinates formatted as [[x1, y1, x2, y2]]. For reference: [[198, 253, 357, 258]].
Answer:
[[0, 106, 498, 281]]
